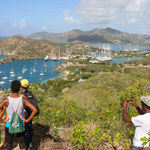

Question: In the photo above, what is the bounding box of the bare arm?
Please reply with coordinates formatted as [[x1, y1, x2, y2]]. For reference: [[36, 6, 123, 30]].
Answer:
[[0, 98, 8, 122], [22, 97, 37, 123], [0, 98, 8, 109], [129, 98, 145, 115], [123, 99, 132, 123]]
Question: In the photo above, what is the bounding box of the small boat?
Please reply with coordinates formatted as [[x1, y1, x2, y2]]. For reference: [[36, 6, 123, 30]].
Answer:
[[33, 67, 36, 72], [9, 80, 13, 83], [0, 81, 5, 84], [10, 68, 14, 74], [17, 73, 23, 80], [10, 74, 15, 77], [44, 55, 49, 61], [40, 69, 44, 76], [2, 76, 8, 80], [2, 73, 8, 80], [22, 66, 27, 73]]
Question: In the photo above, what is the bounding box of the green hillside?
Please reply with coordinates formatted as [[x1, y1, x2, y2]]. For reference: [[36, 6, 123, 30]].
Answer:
[[1, 57, 150, 149], [28, 57, 150, 149]]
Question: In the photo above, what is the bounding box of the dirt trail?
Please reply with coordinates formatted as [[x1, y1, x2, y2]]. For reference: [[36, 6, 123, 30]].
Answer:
[[0, 123, 69, 150]]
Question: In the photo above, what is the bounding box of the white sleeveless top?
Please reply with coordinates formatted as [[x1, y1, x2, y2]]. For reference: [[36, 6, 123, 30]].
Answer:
[[6, 96, 24, 122]]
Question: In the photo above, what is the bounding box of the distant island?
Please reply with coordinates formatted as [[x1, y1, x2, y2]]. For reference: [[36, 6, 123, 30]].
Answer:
[[28, 27, 150, 45]]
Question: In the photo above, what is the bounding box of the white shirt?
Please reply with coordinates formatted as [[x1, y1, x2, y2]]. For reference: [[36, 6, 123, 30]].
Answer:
[[132, 113, 150, 147]]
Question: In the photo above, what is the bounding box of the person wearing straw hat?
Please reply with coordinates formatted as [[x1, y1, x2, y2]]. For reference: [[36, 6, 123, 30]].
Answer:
[[123, 97, 150, 150]]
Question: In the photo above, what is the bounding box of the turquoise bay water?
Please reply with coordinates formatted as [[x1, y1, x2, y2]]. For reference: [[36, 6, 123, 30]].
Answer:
[[111, 57, 143, 64], [89, 43, 150, 51], [0, 55, 8, 59], [0, 58, 64, 89], [0, 53, 143, 90], [0, 37, 6, 39]]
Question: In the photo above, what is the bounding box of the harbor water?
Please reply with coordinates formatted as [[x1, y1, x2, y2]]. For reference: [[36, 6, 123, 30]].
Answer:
[[0, 57, 64, 89]]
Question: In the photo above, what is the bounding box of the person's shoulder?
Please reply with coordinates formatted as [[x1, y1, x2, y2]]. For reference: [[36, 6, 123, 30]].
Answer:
[[132, 113, 150, 122], [20, 94, 26, 98], [144, 113, 150, 118], [0, 97, 8, 106]]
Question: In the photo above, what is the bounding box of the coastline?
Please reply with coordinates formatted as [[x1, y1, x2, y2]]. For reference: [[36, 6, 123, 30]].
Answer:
[[0, 58, 65, 90]]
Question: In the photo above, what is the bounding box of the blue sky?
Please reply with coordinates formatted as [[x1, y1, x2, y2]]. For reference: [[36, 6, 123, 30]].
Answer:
[[0, 0, 150, 36]]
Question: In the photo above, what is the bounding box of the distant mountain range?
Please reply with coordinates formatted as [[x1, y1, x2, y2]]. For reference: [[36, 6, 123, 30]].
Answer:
[[28, 28, 150, 45]]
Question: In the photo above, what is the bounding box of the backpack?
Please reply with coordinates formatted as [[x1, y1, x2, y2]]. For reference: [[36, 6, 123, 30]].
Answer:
[[9, 99, 25, 134], [22, 90, 39, 118]]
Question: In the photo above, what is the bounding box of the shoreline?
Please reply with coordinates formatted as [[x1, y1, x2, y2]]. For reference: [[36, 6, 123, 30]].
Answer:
[[0, 58, 65, 90]]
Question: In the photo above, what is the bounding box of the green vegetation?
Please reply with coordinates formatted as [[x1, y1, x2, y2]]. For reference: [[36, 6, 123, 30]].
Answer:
[[22, 57, 150, 148], [141, 132, 150, 147], [125, 56, 150, 65], [114, 50, 150, 58]]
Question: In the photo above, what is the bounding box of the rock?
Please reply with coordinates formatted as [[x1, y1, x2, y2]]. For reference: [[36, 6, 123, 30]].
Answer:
[[112, 140, 120, 148]]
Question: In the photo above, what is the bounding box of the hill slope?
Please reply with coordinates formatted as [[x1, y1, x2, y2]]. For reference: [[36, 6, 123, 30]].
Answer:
[[28, 28, 150, 45], [0, 36, 90, 60]]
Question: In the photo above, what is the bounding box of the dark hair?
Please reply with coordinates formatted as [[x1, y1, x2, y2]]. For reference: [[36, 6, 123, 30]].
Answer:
[[11, 80, 21, 93], [142, 101, 150, 110]]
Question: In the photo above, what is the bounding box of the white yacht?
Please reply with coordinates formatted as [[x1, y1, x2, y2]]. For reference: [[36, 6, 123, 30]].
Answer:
[[44, 55, 49, 61], [10, 69, 14, 74], [10, 74, 15, 77], [17, 73, 23, 80], [0, 81, 5, 84], [2, 73, 8, 80], [40, 69, 44, 76]]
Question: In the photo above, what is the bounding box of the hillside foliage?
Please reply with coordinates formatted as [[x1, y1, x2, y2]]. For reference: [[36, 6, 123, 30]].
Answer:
[[26, 57, 150, 149]]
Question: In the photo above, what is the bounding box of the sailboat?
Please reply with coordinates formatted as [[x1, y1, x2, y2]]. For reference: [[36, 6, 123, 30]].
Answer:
[[17, 73, 23, 80], [58, 45, 61, 61], [43, 61, 47, 67], [51, 50, 57, 61], [44, 66, 47, 73], [34, 59, 38, 65], [30, 68, 33, 75], [22, 66, 27, 73], [33, 67, 36, 72], [10, 73, 15, 77], [40, 68, 44, 76], [10, 68, 14, 74], [64, 48, 69, 60], [9, 76, 13, 83], [2, 73, 8, 80]]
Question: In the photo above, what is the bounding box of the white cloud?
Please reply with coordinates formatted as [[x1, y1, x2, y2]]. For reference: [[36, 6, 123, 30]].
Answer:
[[77, 0, 117, 25], [0, 20, 35, 36], [11, 19, 27, 28], [41, 25, 47, 31], [77, 0, 150, 26], [63, 10, 81, 24]]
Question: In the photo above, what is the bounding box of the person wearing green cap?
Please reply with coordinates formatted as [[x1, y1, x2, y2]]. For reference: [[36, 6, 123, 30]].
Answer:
[[20, 79, 39, 150], [123, 97, 150, 149]]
